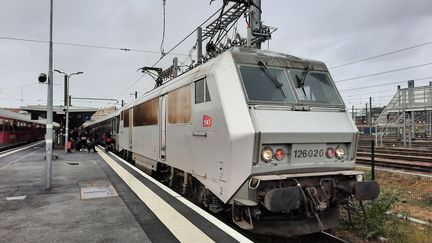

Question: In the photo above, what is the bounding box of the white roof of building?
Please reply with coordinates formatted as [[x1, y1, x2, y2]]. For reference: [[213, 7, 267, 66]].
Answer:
[[0, 108, 59, 126], [21, 105, 98, 113]]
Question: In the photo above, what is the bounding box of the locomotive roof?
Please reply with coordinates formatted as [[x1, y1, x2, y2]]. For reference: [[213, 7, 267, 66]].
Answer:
[[122, 47, 330, 110], [229, 47, 328, 71]]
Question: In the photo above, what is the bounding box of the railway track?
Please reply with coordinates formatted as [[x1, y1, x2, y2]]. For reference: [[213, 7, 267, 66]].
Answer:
[[355, 146, 432, 173], [357, 148, 432, 157], [356, 158, 431, 173], [358, 141, 432, 150], [0, 140, 44, 155], [244, 230, 349, 243]]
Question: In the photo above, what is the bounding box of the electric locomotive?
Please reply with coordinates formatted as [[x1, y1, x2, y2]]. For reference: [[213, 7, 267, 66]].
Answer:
[[93, 47, 379, 237]]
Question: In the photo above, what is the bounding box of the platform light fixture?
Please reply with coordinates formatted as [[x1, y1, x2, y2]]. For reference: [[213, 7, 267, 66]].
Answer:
[[54, 69, 84, 153]]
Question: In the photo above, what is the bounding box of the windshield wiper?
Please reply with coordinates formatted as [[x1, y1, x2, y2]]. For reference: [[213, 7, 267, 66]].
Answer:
[[258, 61, 287, 97], [295, 64, 314, 97]]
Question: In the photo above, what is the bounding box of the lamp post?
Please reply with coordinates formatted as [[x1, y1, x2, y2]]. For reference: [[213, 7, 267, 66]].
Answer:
[[54, 69, 84, 152]]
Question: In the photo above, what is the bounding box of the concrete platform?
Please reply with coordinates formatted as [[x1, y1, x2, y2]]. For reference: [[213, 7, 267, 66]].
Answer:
[[0, 143, 150, 243], [0, 142, 251, 243]]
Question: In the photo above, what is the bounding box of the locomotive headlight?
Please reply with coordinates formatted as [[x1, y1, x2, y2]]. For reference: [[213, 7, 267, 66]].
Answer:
[[261, 147, 274, 163], [335, 146, 346, 159]]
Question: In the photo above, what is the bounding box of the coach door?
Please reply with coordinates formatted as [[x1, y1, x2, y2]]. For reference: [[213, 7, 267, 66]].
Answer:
[[160, 95, 167, 160], [128, 109, 133, 149]]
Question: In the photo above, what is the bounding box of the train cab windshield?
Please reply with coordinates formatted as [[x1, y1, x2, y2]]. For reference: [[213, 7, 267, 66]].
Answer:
[[289, 69, 343, 106], [239, 65, 296, 103], [238, 65, 343, 106]]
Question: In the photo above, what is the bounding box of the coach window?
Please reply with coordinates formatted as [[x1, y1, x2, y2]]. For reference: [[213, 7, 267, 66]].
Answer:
[[133, 98, 159, 126], [168, 85, 191, 124], [4, 120, 10, 132], [0, 119, 3, 132], [114, 116, 119, 133], [123, 109, 130, 127], [195, 78, 211, 104]]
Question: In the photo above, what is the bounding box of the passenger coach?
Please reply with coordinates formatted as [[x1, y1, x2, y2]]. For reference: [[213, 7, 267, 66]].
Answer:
[[0, 108, 47, 150]]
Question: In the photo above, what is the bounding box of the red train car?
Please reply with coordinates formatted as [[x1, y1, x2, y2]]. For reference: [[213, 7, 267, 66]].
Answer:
[[0, 108, 47, 150]]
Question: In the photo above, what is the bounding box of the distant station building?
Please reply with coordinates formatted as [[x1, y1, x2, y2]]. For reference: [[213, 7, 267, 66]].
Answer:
[[90, 106, 117, 121], [20, 105, 98, 145], [21, 105, 98, 128]]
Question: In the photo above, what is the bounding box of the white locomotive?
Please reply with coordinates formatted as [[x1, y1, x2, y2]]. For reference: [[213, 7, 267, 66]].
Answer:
[[86, 47, 379, 237]]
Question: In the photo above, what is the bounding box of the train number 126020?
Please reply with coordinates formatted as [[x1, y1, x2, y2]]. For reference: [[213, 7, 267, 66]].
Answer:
[[294, 149, 324, 158]]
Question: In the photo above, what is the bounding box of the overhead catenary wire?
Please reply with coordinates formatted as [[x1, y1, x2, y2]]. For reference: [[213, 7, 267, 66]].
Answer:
[[0, 36, 188, 56], [341, 89, 396, 97], [339, 76, 432, 92], [340, 76, 432, 104], [0, 98, 64, 102], [119, 5, 225, 98], [342, 80, 432, 104], [0, 82, 36, 90], [329, 40, 432, 69], [74, 79, 110, 98], [160, 0, 167, 56], [0, 90, 29, 106], [344, 94, 394, 102], [152, 5, 224, 67], [335, 62, 432, 83]]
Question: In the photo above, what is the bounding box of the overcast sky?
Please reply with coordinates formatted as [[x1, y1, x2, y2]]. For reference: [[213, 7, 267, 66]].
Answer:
[[1, 0, 431, 111]]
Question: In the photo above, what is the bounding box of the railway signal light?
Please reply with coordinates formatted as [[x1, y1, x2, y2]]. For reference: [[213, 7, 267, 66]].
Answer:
[[38, 73, 47, 83]]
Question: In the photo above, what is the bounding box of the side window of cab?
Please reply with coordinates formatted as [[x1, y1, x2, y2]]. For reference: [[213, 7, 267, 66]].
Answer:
[[195, 78, 211, 104]]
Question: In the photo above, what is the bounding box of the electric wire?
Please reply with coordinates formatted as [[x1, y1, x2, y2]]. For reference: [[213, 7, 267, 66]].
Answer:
[[160, 0, 167, 56], [344, 94, 394, 102], [0, 82, 36, 90], [329, 40, 432, 69], [152, 5, 223, 67], [120, 5, 224, 98], [0, 98, 64, 102], [0, 90, 29, 106], [74, 79, 110, 98], [339, 76, 432, 92], [335, 62, 432, 83], [0, 36, 188, 56], [342, 89, 396, 97]]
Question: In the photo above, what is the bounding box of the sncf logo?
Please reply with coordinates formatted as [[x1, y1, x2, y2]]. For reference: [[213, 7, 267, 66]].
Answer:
[[203, 115, 213, 127]]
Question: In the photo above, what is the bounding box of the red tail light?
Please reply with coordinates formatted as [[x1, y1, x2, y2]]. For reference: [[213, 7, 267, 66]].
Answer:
[[326, 147, 335, 158], [275, 149, 286, 161]]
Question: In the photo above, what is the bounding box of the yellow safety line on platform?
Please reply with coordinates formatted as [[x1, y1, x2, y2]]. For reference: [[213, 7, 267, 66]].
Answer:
[[97, 148, 215, 243]]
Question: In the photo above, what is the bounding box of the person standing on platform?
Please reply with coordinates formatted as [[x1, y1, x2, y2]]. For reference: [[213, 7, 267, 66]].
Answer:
[[70, 128, 79, 150]]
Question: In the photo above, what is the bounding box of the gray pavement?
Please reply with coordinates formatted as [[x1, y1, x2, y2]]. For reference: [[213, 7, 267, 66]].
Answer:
[[0, 144, 151, 243]]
